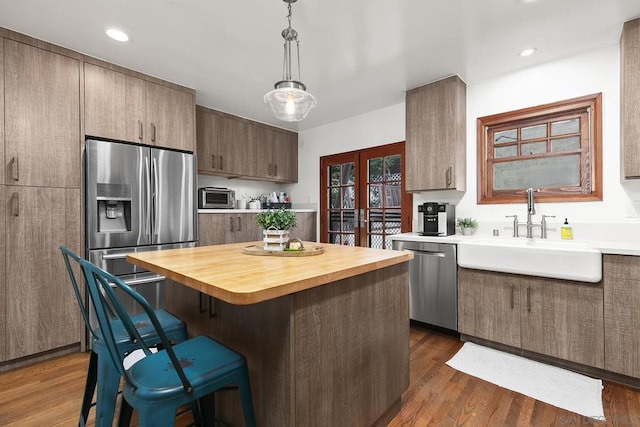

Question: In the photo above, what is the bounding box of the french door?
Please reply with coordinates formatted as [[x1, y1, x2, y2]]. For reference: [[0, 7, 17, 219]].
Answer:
[[320, 141, 412, 249]]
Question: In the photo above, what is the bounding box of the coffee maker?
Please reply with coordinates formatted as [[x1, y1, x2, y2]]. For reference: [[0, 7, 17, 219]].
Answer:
[[418, 202, 455, 236]]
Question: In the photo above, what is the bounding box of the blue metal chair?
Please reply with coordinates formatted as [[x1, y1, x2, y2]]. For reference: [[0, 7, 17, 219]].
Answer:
[[60, 246, 188, 427], [80, 257, 257, 427]]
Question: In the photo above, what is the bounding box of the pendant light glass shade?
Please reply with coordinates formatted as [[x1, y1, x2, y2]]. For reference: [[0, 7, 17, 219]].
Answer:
[[264, 0, 317, 122], [264, 81, 317, 122]]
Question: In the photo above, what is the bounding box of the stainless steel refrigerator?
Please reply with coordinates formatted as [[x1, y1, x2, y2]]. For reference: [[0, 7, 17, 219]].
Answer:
[[85, 138, 196, 323]]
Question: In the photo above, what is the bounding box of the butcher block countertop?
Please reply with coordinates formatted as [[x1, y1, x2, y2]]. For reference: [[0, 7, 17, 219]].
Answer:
[[127, 242, 413, 305]]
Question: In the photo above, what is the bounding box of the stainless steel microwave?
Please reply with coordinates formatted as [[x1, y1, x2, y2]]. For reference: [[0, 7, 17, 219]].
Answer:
[[198, 187, 236, 209]]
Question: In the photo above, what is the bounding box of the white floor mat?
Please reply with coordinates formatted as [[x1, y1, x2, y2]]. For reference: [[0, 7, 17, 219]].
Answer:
[[446, 342, 605, 421]]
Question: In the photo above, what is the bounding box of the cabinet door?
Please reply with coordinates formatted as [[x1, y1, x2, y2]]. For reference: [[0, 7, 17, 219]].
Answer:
[[457, 269, 521, 348], [4, 40, 80, 188], [0, 40, 4, 186], [253, 125, 275, 179], [5, 187, 81, 360], [84, 63, 145, 143], [622, 18, 640, 179], [216, 114, 250, 176], [145, 81, 195, 152], [521, 277, 604, 368], [603, 255, 640, 377], [0, 186, 5, 362], [406, 75, 465, 192], [198, 214, 228, 246], [296, 212, 317, 242], [196, 107, 218, 173], [273, 131, 298, 182], [238, 213, 261, 243]]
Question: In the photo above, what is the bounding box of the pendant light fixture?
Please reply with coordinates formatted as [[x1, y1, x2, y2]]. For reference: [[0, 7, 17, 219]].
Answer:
[[264, 0, 317, 122]]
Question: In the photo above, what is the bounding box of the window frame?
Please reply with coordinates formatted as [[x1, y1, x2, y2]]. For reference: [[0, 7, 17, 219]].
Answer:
[[477, 93, 602, 204]]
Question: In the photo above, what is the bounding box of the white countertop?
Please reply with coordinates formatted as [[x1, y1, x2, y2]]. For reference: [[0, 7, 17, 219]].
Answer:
[[199, 208, 316, 214], [390, 232, 640, 256]]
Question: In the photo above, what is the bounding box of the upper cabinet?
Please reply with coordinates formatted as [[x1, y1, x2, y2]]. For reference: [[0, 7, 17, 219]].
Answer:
[[621, 18, 640, 180], [84, 63, 195, 152], [4, 40, 80, 189], [197, 106, 298, 183], [405, 75, 466, 192]]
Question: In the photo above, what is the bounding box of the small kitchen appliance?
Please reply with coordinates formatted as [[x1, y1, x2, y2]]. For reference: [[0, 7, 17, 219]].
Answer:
[[419, 202, 455, 236], [198, 187, 236, 209]]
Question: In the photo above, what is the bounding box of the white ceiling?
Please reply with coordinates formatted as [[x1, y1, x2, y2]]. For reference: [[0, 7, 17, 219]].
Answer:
[[1, 0, 638, 132]]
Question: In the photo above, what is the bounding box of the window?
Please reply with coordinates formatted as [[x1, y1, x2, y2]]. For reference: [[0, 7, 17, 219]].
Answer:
[[477, 93, 602, 204]]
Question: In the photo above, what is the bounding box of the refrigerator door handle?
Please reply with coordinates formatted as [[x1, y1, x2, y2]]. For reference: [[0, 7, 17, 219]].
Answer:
[[144, 155, 152, 239], [151, 156, 158, 239]]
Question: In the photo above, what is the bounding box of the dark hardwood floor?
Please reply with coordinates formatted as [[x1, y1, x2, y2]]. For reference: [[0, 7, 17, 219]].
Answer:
[[1, 326, 639, 426]]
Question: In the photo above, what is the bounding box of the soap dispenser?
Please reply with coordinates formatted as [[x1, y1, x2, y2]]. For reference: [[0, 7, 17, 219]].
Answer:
[[561, 218, 573, 240]]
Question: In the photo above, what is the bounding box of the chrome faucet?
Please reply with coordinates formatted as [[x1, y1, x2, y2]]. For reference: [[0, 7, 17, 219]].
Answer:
[[525, 188, 540, 238]]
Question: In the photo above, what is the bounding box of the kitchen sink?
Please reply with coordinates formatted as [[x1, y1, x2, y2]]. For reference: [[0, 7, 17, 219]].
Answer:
[[457, 237, 602, 283]]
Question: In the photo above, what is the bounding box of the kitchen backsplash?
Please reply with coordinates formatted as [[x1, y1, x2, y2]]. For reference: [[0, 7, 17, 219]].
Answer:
[[198, 174, 296, 207]]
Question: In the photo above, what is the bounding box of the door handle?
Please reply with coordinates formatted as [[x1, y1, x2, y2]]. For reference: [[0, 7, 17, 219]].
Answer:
[[209, 296, 216, 318], [510, 285, 515, 309], [12, 192, 19, 216], [199, 292, 207, 313], [10, 157, 19, 181], [150, 123, 157, 142], [138, 120, 143, 140], [237, 217, 242, 231], [527, 286, 531, 313], [229, 216, 235, 232]]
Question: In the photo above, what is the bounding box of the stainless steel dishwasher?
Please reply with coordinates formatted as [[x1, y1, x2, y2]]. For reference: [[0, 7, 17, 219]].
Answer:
[[392, 240, 457, 331]]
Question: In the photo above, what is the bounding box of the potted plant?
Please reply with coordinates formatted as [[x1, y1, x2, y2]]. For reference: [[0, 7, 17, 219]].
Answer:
[[457, 217, 478, 236], [256, 208, 298, 251]]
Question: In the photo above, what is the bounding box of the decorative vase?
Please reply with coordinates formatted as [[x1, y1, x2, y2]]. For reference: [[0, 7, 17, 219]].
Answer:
[[461, 227, 474, 236], [263, 227, 289, 251]]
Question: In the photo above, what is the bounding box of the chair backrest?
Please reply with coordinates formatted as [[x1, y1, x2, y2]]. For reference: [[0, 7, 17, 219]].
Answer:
[[79, 258, 194, 393], [60, 246, 96, 338]]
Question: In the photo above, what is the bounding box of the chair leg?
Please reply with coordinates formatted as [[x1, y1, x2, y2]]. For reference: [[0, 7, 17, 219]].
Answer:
[[95, 353, 121, 427], [136, 405, 177, 427], [198, 393, 216, 426], [237, 369, 256, 427], [79, 351, 98, 426], [117, 397, 134, 427]]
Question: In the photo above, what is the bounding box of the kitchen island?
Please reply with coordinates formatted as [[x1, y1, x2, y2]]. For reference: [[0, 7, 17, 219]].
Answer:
[[127, 242, 412, 426]]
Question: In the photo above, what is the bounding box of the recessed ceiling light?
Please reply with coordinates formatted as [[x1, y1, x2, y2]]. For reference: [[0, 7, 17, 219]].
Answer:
[[519, 48, 537, 57], [105, 28, 129, 42]]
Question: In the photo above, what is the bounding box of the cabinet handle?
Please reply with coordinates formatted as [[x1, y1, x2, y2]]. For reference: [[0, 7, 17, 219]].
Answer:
[[138, 120, 143, 140], [237, 216, 242, 231], [274, 163, 278, 177], [150, 123, 156, 142], [446, 166, 452, 188], [510, 285, 514, 309], [211, 154, 216, 169], [209, 296, 216, 318], [199, 292, 206, 313], [268, 163, 272, 176], [11, 157, 19, 181], [527, 286, 531, 313], [12, 192, 19, 216], [219, 155, 223, 170], [229, 216, 235, 232]]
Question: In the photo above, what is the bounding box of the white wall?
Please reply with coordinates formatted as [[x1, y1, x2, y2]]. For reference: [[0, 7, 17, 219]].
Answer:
[[294, 43, 640, 237]]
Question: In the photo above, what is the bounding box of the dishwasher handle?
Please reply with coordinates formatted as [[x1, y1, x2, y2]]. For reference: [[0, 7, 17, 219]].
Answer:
[[406, 249, 446, 258]]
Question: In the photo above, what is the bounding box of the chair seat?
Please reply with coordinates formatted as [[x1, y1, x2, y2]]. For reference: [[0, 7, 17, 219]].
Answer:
[[125, 336, 246, 402], [94, 309, 186, 349]]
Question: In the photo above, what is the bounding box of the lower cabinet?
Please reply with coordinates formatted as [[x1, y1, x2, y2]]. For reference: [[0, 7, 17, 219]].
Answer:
[[603, 255, 640, 378], [4, 186, 81, 361], [458, 268, 604, 369], [198, 212, 317, 247], [0, 186, 6, 362]]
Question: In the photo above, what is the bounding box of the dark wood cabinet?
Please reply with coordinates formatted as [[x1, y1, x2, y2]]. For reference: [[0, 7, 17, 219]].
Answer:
[[459, 268, 604, 369], [603, 255, 640, 378], [406, 75, 466, 192], [621, 18, 640, 179], [4, 40, 80, 189], [197, 106, 298, 183], [85, 62, 195, 152]]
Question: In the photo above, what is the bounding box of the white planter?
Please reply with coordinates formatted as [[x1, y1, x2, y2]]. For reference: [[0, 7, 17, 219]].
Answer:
[[461, 227, 474, 236], [248, 200, 261, 210], [263, 228, 290, 251]]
